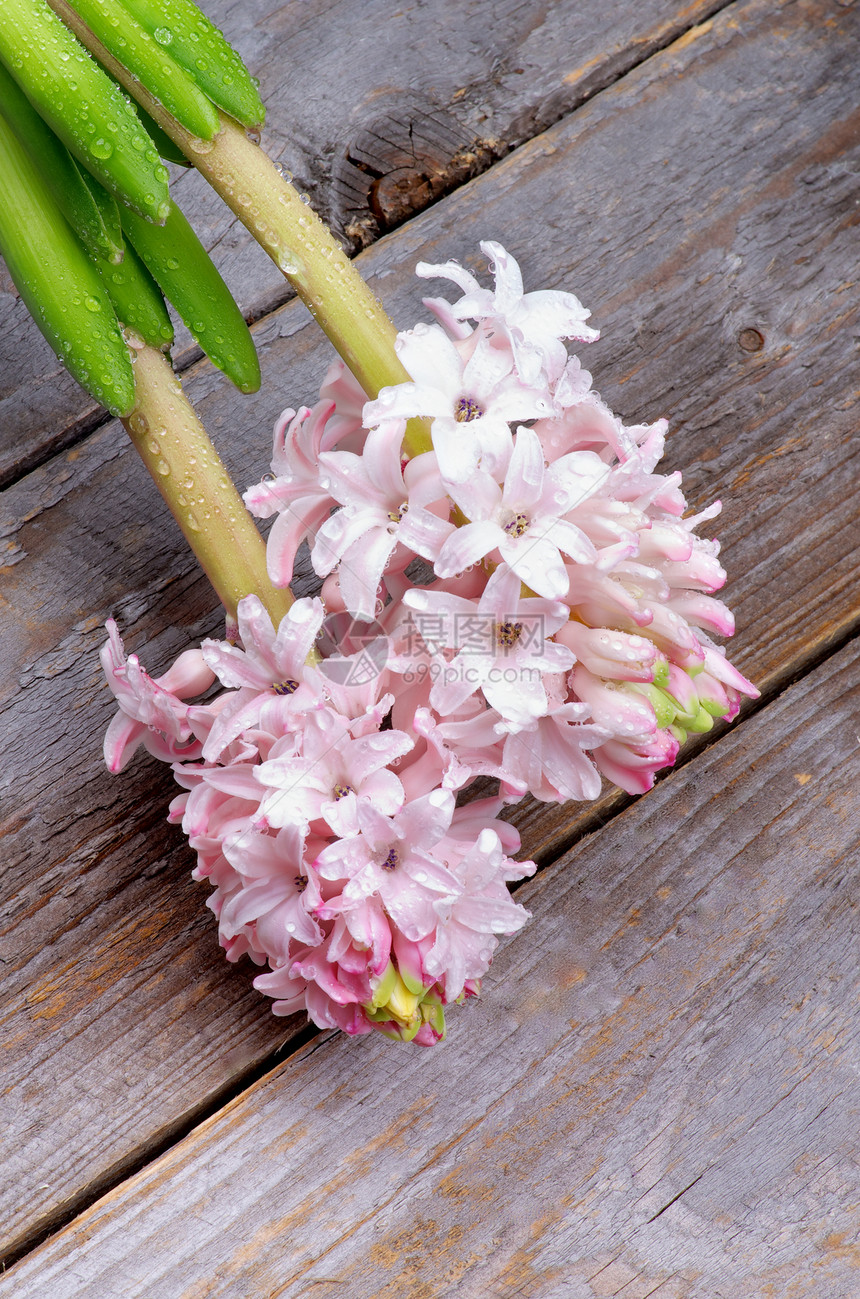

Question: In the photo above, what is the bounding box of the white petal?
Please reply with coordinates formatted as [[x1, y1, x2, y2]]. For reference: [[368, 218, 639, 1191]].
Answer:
[[504, 426, 545, 509], [503, 534, 569, 599], [434, 521, 502, 577], [395, 322, 464, 393], [337, 530, 397, 620]]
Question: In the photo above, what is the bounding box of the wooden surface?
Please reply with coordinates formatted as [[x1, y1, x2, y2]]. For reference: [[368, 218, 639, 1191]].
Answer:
[[5, 638, 859, 1298], [1, 0, 858, 1291]]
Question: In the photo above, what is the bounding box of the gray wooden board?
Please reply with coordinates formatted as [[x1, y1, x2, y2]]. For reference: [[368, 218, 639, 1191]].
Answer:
[[3, 634, 858, 1298], [1, 0, 858, 1267], [0, 0, 729, 487]]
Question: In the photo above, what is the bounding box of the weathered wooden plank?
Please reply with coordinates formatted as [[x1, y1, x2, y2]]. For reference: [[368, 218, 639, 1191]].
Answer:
[[4, 634, 858, 1298], [0, 0, 729, 486], [2, 0, 858, 1264]]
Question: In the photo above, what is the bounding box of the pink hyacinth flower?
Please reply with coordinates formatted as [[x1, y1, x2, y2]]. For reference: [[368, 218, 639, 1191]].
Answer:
[[365, 323, 552, 481], [243, 401, 340, 588], [255, 706, 414, 835], [417, 239, 599, 386], [433, 425, 603, 599], [316, 791, 461, 942], [312, 420, 453, 620], [405, 564, 573, 728], [199, 595, 325, 761], [101, 620, 215, 772], [425, 828, 532, 1000]]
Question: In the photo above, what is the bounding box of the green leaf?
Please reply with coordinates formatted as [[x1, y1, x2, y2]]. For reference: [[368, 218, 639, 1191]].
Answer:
[[117, 0, 266, 127], [0, 59, 123, 261], [66, 0, 221, 140], [95, 235, 174, 350], [0, 106, 135, 415], [0, 0, 170, 222], [121, 198, 260, 393]]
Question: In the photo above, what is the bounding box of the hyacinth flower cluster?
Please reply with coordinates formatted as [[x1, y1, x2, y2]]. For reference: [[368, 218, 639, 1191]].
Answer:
[[102, 242, 757, 1045]]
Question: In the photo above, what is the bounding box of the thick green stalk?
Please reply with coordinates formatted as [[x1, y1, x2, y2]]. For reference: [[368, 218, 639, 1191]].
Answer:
[[122, 341, 292, 623], [172, 119, 433, 459], [45, 0, 432, 456]]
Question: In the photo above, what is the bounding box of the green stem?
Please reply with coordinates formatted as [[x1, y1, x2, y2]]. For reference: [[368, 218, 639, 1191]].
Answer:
[[176, 121, 432, 459], [122, 341, 293, 624], [46, 0, 432, 457]]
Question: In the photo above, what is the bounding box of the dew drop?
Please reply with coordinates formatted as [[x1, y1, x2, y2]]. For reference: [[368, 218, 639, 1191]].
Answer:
[[90, 138, 113, 160], [277, 249, 300, 275]]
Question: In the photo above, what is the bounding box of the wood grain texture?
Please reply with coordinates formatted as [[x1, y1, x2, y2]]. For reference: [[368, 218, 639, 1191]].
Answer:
[[2, 0, 858, 1266], [0, 0, 729, 487], [4, 635, 858, 1298]]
